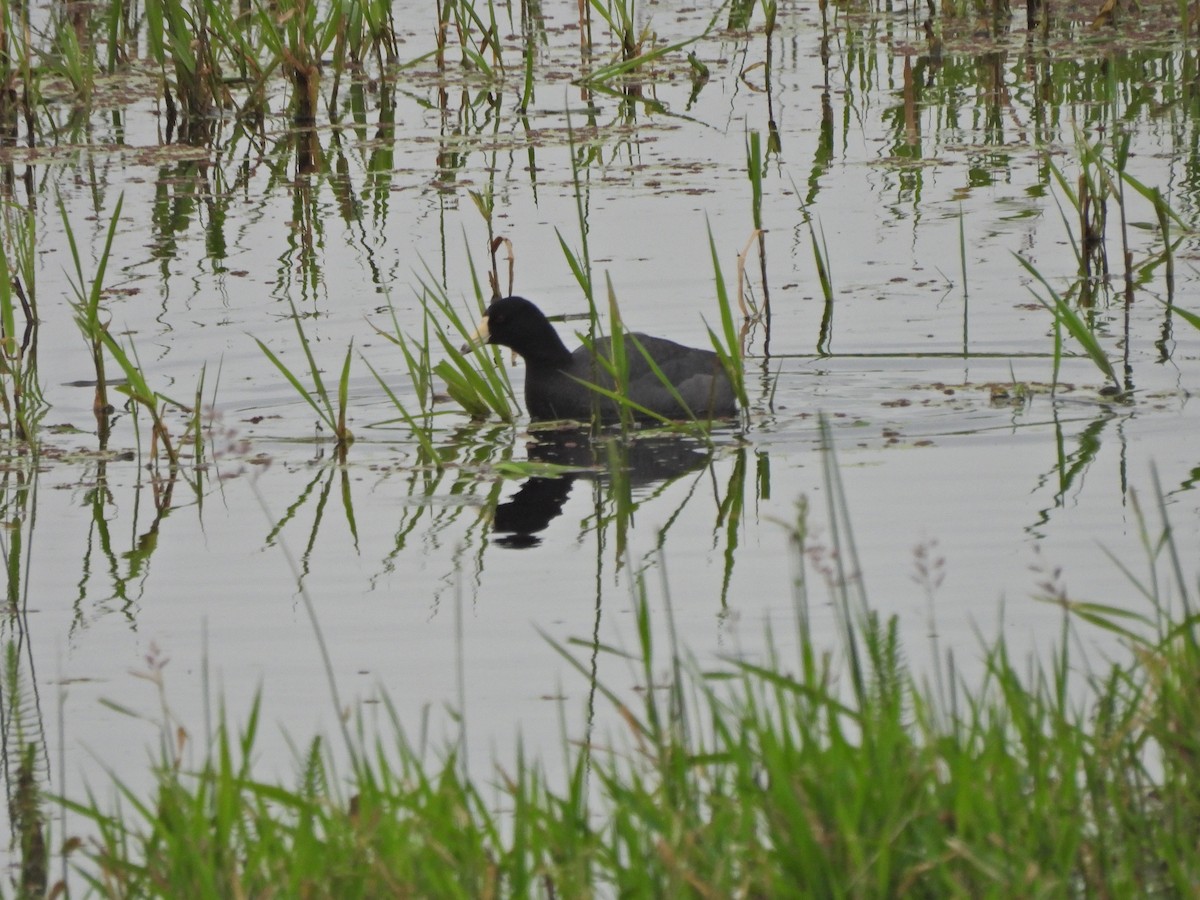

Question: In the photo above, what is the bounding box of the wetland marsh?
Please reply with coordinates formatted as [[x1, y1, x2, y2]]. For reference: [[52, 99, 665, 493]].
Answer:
[[3, 0, 1200, 892]]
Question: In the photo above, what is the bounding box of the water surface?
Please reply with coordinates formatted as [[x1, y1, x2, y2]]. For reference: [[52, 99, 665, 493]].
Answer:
[[2, 0, 1199, 880]]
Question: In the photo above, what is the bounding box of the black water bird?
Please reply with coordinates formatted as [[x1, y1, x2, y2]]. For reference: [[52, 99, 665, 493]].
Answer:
[[467, 296, 738, 423]]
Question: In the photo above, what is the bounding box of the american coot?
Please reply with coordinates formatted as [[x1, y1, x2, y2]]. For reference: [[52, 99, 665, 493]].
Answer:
[[467, 295, 738, 422]]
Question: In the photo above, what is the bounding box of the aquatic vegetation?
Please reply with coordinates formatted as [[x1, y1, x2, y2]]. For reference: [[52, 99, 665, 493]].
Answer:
[[145, 0, 220, 135], [62, 194, 188, 467], [99, 328, 187, 468], [1, 2, 1198, 895], [421, 280, 517, 423], [254, 297, 356, 457], [61, 196, 117, 441], [706, 225, 750, 415], [1017, 254, 1121, 394], [365, 302, 443, 465]]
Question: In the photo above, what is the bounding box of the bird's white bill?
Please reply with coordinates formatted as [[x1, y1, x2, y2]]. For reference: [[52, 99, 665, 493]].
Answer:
[[461, 315, 490, 352]]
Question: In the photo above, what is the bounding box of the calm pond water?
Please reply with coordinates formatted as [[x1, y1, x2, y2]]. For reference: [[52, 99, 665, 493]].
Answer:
[[3, 0, 1200, 881]]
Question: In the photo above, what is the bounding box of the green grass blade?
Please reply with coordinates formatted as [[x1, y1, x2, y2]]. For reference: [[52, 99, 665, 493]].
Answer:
[[706, 222, 748, 409], [361, 357, 440, 464], [1015, 254, 1119, 390], [337, 340, 353, 442], [1167, 302, 1200, 332], [252, 336, 335, 431]]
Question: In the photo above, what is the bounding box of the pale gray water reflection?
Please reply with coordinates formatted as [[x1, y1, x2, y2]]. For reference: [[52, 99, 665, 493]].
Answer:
[[2, 0, 1200, 887]]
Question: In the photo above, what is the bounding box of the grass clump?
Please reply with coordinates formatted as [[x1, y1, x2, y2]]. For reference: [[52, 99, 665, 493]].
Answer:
[[63, 193, 191, 466], [1017, 253, 1122, 394], [366, 279, 517, 464], [254, 295, 355, 458], [59, 445, 1200, 896]]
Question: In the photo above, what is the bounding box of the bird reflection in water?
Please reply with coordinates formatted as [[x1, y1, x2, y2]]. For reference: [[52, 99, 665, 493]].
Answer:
[[491, 427, 714, 548]]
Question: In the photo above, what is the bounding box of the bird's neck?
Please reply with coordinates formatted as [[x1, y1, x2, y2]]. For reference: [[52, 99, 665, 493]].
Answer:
[[521, 329, 573, 370]]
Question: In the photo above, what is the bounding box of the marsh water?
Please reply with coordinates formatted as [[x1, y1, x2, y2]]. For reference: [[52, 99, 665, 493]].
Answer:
[[3, 0, 1200, 881]]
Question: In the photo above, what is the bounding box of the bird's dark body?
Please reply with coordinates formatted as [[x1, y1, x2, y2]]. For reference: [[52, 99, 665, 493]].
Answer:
[[476, 297, 737, 423], [523, 334, 735, 422]]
